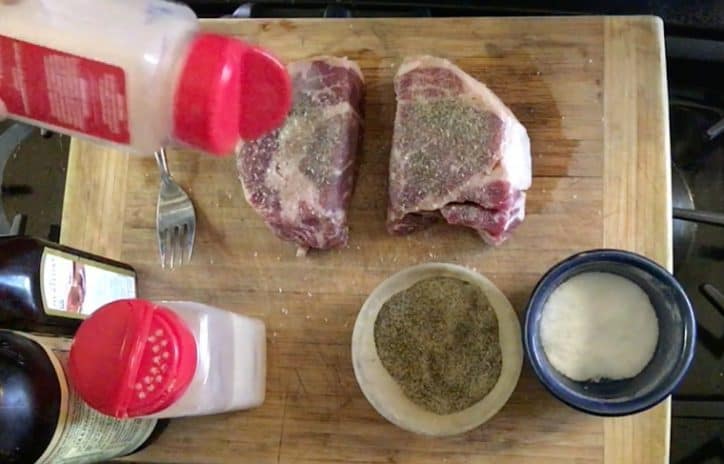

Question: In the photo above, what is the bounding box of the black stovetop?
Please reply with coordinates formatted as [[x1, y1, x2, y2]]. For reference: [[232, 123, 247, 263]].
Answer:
[[186, 0, 724, 37], [667, 45, 723, 463]]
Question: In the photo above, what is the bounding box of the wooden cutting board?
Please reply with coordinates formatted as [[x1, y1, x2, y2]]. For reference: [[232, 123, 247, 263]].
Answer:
[[60, 16, 672, 464]]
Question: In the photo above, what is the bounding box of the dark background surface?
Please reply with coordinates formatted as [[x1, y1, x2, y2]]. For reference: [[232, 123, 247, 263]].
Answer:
[[187, 0, 724, 35]]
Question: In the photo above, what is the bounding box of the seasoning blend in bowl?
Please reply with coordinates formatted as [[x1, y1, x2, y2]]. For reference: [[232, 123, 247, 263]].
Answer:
[[525, 249, 696, 416], [352, 263, 523, 436]]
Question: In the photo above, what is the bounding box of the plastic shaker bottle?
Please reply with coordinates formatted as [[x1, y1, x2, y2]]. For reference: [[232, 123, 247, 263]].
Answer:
[[0, 0, 291, 156], [68, 299, 266, 418]]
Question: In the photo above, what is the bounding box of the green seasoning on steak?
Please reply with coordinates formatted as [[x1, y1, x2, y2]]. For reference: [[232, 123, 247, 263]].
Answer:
[[374, 277, 502, 415]]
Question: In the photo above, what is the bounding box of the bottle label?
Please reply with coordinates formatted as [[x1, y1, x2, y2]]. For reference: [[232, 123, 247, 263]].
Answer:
[[0, 35, 130, 143], [18, 333, 157, 464], [40, 248, 136, 318]]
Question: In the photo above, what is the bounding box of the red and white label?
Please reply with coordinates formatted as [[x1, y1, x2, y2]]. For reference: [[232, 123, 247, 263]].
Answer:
[[0, 35, 130, 143]]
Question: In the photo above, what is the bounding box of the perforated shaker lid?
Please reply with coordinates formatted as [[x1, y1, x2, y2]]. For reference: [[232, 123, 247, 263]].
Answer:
[[68, 299, 197, 418]]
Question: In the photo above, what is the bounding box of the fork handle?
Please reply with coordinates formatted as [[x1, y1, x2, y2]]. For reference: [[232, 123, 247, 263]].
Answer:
[[154, 147, 172, 179]]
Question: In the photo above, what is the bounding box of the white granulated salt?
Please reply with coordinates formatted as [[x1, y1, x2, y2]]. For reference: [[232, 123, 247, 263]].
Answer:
[[540, 272, 659, 382]]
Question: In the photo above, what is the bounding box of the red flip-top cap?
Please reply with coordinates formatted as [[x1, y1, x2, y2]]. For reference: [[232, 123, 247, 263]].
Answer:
[[238, 45, 292, 140], [68, 299, 197, 418], [173, 33, 242, 156], [173, 33, 291, 155]]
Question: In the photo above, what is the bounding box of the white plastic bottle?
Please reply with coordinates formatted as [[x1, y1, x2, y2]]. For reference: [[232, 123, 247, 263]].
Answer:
[[67, 299, 267, 418], [0, 0, 291, 156]]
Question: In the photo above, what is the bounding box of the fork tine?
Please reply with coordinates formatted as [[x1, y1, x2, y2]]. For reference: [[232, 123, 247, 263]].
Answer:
[[178, 226, 185, 267], [170, 227, 178, 270], [174, 226, 183, 269], [167, 229, 173, 270], [183, 221, 195, 264], [168, 228, 175, 269], [168, 228, 177, 270], [158, 228, 168, 269], [176, 225, 186, 266]]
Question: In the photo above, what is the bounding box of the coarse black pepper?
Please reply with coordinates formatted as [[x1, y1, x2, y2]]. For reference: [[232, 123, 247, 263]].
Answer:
[[374, 276, 502, 415], [396, 98, 502, 200], [280, 93, 343, 187]]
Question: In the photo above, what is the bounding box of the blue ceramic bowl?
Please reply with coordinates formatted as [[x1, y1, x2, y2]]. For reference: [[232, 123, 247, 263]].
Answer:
[[524, 249, 696, 416]]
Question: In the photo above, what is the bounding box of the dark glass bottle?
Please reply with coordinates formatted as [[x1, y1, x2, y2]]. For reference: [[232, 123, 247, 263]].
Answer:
[[0, 330, 161, 463], [0, 236, 137, 336]]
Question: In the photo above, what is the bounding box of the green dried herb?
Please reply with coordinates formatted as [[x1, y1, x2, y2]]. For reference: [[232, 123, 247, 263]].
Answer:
[[374, 277, 502, 415]]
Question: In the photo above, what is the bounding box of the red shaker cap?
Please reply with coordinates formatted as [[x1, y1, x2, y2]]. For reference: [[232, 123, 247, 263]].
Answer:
[[173, 33, 292, 155], [238, 45, 292, 140], [68, 299, 197, 418], [172, 33, 243, 156]]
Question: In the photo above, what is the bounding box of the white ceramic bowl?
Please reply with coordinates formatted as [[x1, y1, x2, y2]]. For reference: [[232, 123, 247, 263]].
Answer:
[[352, 262, 523, 436]]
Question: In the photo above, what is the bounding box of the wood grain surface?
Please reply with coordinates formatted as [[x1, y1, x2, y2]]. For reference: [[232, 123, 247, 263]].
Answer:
[[602, 17, 671, 464], [60, 16, 671, 464]]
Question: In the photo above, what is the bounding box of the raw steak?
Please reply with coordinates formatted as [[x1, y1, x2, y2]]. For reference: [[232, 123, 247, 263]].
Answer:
[[387, 56, 531, 245], [237, 57, 364, 254]]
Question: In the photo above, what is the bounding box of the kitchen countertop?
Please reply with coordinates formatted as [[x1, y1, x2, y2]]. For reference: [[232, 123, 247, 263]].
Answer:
[[60, 16, 671, 464]]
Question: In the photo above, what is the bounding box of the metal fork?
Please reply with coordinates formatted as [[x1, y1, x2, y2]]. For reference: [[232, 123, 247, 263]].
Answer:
[[155, 148, 196, 268]]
